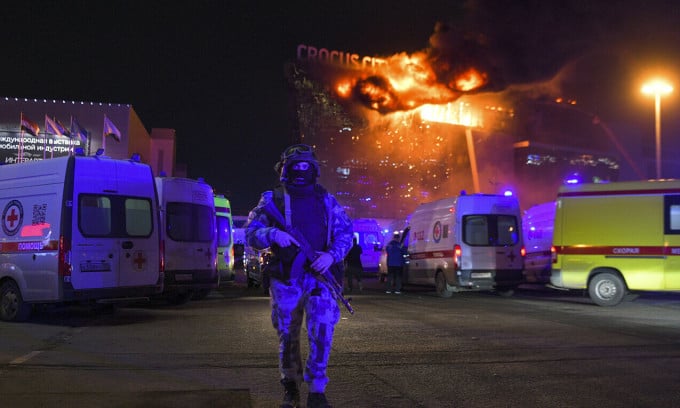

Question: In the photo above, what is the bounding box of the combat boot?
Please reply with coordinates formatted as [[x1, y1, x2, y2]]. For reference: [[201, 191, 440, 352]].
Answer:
[[280, 380, 300, 408], [307, 392, 331, 408]]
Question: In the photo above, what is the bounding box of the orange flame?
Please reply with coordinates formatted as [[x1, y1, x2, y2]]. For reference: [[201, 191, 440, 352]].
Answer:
[[453, 68, 487, 92], [334, 50, 489, 113]]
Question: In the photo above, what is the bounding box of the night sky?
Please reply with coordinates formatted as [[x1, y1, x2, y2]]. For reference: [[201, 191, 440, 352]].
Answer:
[[2, 0, 680, 214]]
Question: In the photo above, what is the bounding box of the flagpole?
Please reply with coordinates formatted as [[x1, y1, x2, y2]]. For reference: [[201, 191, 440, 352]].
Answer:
[[102, 115, 106, 153], [19, 113, 24, 162], [68, 116, 73, 156], [43, 116, 49, 160]]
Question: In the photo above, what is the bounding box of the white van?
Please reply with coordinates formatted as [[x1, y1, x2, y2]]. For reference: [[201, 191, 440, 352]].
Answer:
[[522, 201, 556, 284], [351, 218, 384, 273], [406, 193, 525, 297], [154, 176, 218, 304], [0, 154, 163, 322]]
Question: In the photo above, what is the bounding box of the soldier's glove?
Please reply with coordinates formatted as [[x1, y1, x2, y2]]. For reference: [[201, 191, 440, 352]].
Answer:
[[270, 229, 299, 248], [311, 251, 334, 274]]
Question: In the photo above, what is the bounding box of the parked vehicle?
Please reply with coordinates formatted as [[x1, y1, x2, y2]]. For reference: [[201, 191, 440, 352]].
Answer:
[[522, 201, 556, 284], [405, 192, 525, 297], [351, 218, 384, 274], [551, 180, 680, 306], [154, 176, 218, 304], [214, 194, 235, 285], [0, 153, 163, 322]]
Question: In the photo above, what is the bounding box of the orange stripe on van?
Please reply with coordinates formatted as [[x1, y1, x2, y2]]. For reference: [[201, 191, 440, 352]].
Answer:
[[0, 240, 59, 252], [556, 246, 680, 256]]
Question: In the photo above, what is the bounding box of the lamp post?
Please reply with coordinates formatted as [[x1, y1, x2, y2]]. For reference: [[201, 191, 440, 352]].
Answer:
[[641, 79, 673, 179]]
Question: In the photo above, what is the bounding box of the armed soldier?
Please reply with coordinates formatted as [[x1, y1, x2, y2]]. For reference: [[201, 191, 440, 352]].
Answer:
[[245, 144, 353, 408]]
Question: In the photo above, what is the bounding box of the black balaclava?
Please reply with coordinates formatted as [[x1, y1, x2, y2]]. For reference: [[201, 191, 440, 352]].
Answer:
[[286, 161, 316, 186]]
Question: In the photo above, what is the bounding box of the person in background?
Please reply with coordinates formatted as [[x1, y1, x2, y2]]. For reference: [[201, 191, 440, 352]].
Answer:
[[385, 231, 407, 294], [344, 236, 363, 292], [245, 143, 353, 408]]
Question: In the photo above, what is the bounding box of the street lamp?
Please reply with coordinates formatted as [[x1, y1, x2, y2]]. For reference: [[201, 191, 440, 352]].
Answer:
[[641, 79, 673, 179]]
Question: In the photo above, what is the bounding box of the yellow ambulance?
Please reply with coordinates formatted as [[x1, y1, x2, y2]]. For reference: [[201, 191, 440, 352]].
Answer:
[[214, 194, 235, 284], [550, 180, 680, 306]]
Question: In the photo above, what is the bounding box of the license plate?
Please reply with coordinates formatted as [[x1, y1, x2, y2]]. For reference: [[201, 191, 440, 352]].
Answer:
[[175, 273, 193, 282], [471, 272, 492, 279]]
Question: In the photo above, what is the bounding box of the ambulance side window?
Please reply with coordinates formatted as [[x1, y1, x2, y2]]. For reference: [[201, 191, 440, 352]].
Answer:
[[80, 195, 153, 238], [166, 202, 215, 242], [464, 216, 489, 245], [125, 198, 153, 237], [497, 215, 519, 245], [80, 195, 112, 235], [664, 195, 680, 233], [463, 215, 519, 246], [216, 215, 232, 247]]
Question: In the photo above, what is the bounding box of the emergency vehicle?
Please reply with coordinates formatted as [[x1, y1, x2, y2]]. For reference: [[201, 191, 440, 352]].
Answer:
[[405, 193, 525, 297], [154, 176, 218, 304], [550, 180, 680, 306], [352, 218, 383, 273], [0, 153, 163, 322], [522, 201, 556, 283], [214, 194, 235, 285]]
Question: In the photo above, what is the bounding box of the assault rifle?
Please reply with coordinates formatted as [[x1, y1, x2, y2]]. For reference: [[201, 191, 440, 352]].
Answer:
[[261, 199, 354, 315]]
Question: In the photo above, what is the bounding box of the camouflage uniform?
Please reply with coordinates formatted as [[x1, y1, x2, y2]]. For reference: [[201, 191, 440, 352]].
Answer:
[[246, 187, 353, 395]]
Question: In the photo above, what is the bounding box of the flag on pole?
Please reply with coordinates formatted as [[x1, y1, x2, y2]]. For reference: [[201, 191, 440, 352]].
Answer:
[[20, 113, 40, 137], [45, 115, 70, 137], [70, 116, 88, 143], [56, 118, 71, 138], [103, 115, 121, 142]]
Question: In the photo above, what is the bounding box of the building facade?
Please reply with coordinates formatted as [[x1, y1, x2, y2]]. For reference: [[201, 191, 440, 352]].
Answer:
[[0, 97, 177, 177]]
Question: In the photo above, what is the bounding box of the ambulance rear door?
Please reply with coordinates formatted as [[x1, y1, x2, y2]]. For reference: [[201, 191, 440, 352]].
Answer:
[[69, 157, 160, 291], [457, 197, 524, 280]]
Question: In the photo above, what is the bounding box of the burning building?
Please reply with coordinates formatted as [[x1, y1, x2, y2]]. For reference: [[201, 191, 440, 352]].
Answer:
[[288, 26, 624, 218]]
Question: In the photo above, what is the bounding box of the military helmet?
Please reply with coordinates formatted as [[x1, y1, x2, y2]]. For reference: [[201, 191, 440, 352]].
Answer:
[[274, 144, 320, 181]]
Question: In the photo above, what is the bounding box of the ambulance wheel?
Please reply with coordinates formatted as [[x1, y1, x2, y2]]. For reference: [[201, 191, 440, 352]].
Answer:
[[589, 272, 626, 307], [0, 280, 32, 322], [435, 271, 453, 298]]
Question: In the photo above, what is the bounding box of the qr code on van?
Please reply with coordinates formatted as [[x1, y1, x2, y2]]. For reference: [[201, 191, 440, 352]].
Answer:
[[32, 203, 47, 225]]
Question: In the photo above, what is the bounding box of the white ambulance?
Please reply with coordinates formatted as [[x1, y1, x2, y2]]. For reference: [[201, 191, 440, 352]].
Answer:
[[0, 153, 163, 322], [406, 193, 525, 297], [154, 176, 218, 304], [351, 218, 384, 273]]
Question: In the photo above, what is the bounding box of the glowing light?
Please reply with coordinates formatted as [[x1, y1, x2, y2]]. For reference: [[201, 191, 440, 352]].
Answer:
[[418, 101, 483, 128], [641, 78, 673, 179], [641, 80, 673, 96]]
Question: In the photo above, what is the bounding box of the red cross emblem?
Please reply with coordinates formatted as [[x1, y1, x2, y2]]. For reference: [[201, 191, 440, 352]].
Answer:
[[2, 200, 23, 236], [6, 208, 19, 227], [432, 221, 442, 243], [133, 251, 146, 270]]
